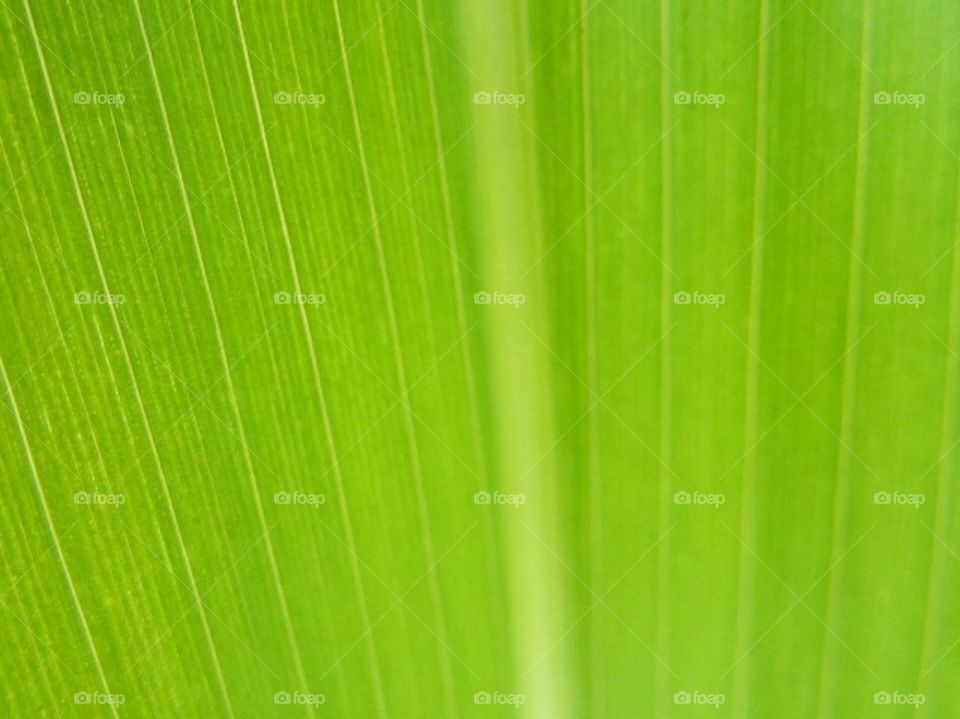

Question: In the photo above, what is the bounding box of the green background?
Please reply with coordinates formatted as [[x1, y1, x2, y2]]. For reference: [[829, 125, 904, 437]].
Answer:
[[2, 0, 959, 716]]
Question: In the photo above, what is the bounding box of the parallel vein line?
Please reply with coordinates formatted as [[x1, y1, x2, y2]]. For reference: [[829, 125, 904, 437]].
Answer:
[[21, 0, 233, 711], [229, 2, 389, 715], [1, 357, 118, 719]]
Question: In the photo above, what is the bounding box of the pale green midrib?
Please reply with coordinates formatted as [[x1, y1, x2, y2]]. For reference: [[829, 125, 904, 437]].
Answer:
[[814, 3, 873, 716], [0, 356, 120, 719], [462, 1, 575, 714], [131, 3, 315, 715], [329, 1, 459, 715], [732, 1, 771, 715], [227, 1, 390, 715]]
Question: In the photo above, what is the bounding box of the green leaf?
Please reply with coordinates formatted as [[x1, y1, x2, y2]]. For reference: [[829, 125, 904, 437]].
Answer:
[[2, 0, 959, 716]]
